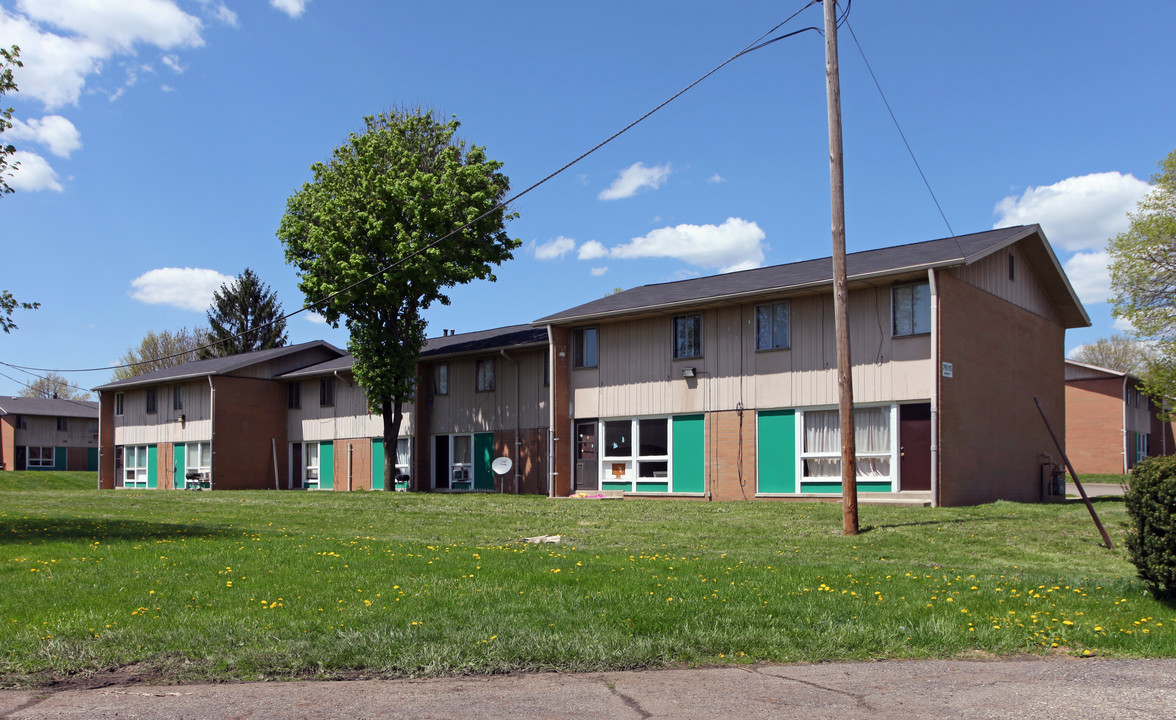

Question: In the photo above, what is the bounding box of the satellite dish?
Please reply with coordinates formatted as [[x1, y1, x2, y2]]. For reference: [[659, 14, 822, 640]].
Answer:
[[491, 456, 513, 476]]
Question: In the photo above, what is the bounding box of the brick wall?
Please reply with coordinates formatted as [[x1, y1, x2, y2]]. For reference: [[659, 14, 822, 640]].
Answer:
[[492, 428, 548, 494], [549, 325, 572, 497], [707, 408, 758, 501], [0, 415, 13, 471], [1065, 378, 1126, 475], [210, 376, 287, 490], [937, 273, 1064, 505], [98, 392, 115, 489]]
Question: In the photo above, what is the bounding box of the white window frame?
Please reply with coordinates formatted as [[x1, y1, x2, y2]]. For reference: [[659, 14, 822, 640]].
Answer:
[[432, 433, 474, 488], [28, 446, 55, 468], [755, 301, 791, 350], [573, 327, 598, 369], [124, 445, 149, 488], [395, 437, 412, 483], [672, 314, 702, 359], [599, 417, 672, 488], [305, 442, 322, 490], [892, 282, 931, 337], [185, 441, 211, 484], [796, 404, 897, 486]]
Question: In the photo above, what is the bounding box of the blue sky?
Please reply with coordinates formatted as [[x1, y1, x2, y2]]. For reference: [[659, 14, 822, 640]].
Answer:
[[1, 0, 1173, 398]]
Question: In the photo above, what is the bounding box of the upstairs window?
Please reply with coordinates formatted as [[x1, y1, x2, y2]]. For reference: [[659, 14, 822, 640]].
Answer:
[[673, 314, 702, 359], [287, 382, 301, 409], [56, 417, 68, 432], [435, 363, 449, 395], [319, 377, 335, 407], [15, 415, 27, 430], [892, 282, 931, 337], [572, 327, 598, 368], [114, 393, 124, 416], [476, 358, 495, 392], [173, 385, 183, 411], [145, 388, 157, 414], [755, 302, 790, 350]]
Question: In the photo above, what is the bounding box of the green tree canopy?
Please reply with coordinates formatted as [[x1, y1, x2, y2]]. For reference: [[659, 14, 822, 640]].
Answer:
[[111, 327, 209, 382], [1109, 148, 1176, 407], [1068, 334, 1156, 377], [278, 109, 519, 489], [19, 371, 90, 402], [199, 267, 288, 359], [0, 46, 38, 332]]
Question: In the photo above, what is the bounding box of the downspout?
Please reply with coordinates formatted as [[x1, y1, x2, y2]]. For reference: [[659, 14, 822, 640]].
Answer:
[[928, 268, 940, 507], [500, 349, 520, 494], [347, 442, 353, 492], [208, 376, 215, 488], [1123, 376, 1129, 474]]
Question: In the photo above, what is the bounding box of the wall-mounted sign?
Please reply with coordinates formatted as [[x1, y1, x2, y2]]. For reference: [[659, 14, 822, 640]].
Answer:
[[941, 361, 954, 378]]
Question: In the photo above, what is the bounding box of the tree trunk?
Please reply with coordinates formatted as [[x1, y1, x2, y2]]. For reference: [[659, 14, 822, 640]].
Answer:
[[382, 399, 403, 491]]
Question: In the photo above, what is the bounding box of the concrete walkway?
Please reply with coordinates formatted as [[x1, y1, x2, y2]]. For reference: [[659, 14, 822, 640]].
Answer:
[[2, 657, 1173, 719]]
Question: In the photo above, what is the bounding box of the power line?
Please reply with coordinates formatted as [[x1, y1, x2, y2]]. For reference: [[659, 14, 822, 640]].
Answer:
[[1, 1, 824, 377], [843, 16, 954, 238]]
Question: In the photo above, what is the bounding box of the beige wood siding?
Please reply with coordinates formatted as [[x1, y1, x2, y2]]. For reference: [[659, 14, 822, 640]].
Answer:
[[949, 243, 1060, 323], [286, 377, 413, 442], [429, 348, 548, 434], [572, 286, 932, 419], [14, 415, 99, 449], [112, 381, 212, 446]]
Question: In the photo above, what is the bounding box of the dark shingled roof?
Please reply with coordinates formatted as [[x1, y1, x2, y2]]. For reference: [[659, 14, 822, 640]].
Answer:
[[0, 396, 98, 418], [534, 225, 1088, 328], [276, 325, 549, 379], [93, 340, 346, 391]]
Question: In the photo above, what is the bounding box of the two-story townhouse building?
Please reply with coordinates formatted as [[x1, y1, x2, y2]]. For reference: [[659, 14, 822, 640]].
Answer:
[[1065, 359, 1176, 475], [93, 341, 345, 490], [0, 396, 100, 471], [537, 225, 1089, 506]]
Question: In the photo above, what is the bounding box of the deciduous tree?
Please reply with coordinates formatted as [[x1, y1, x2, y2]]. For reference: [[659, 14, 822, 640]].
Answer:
[[19, 372, 90, 401], [279, 109, 518, 489], [1068, 334, 1155, 376], [1109, 149, 1176, 408], [111, 327, 209, 381], [199, 268, 288, 358], [0, 46, 38, 332]]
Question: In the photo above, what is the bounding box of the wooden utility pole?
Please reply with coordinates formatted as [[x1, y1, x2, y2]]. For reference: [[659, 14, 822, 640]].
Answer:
[[823, 0, 858, 535]]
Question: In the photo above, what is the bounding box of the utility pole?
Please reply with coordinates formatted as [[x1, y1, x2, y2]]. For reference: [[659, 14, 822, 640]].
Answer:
[[823, 0, 858, 535]]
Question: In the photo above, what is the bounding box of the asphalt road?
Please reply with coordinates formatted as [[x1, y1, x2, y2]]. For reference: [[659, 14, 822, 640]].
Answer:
[[2, 657, 1174, 719]]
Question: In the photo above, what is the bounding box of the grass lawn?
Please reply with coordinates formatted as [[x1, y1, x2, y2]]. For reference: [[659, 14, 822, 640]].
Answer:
[[1, 472, 1173, 687]]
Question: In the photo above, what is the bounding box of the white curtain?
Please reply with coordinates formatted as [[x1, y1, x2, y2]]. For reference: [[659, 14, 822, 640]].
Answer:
[[803, 407, 891, 479]]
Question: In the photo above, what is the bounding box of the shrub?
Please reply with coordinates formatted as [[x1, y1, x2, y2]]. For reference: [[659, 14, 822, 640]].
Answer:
[[1124, 456, 1176, 599]]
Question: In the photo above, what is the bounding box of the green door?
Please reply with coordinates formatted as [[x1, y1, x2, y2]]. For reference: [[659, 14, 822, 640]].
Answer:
[[87, 447, 98, 472], [174, 444, 186, 489], [147, 445, 159, 489], [319, 443, 334, 490], [371, 438, 385, 491], [672, 415, 704, 493], [757, 410, 796, 493], [474, 433, 495, 490]]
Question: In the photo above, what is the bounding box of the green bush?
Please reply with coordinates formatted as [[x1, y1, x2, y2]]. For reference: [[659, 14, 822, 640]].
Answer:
[[1124, 456, 1176, 599]]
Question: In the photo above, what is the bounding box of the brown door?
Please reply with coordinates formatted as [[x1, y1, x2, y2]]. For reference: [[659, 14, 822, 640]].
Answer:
[[574, 421, 598, 491], [159, 444, 174, 490], [899, 403, 931, 491]]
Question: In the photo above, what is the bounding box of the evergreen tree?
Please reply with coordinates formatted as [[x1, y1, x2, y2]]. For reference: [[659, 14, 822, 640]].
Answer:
[[199, 268, 288, 358]]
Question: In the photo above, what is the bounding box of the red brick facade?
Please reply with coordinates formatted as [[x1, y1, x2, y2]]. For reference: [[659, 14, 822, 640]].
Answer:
[[210, 376, 288, 490]]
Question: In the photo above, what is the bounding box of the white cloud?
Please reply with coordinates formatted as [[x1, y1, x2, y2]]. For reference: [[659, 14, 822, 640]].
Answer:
[[129, 267, 233, 311], [8, 115, 81, 157], [1062, 250, 1112, 305], [993, 172, 1151, 251], [707, 173, 726, 184], [608, 217, 766, 273], [5, 150, 63, 192], [271, 0, 310, 18], [197, 0, 239, 27], [577, 240, 608, 261], [598, 162, 672, 200], [590, 267, 608, 277], [533, 236, 575, 261], [1, 1, 204, 110], [306, 312, 327, 325], [160, 54, 184, 73]]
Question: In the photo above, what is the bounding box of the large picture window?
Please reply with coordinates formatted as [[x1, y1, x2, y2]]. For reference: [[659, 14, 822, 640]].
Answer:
[[573, 327, 597, 368], [801, 406, 893, 480], [602, 418, 670, 482], [755, 302, 790, 350], [185, 441, 211, 484], [124, 445, 149, 488], [673, 314, 702, 359], [395, 438, 412, 482], [892, 282, 931, 336], [28, 446, 54, 468]]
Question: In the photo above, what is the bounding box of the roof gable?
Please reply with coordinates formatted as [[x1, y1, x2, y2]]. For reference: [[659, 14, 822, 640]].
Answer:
[[0, 396, 99, 418]]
